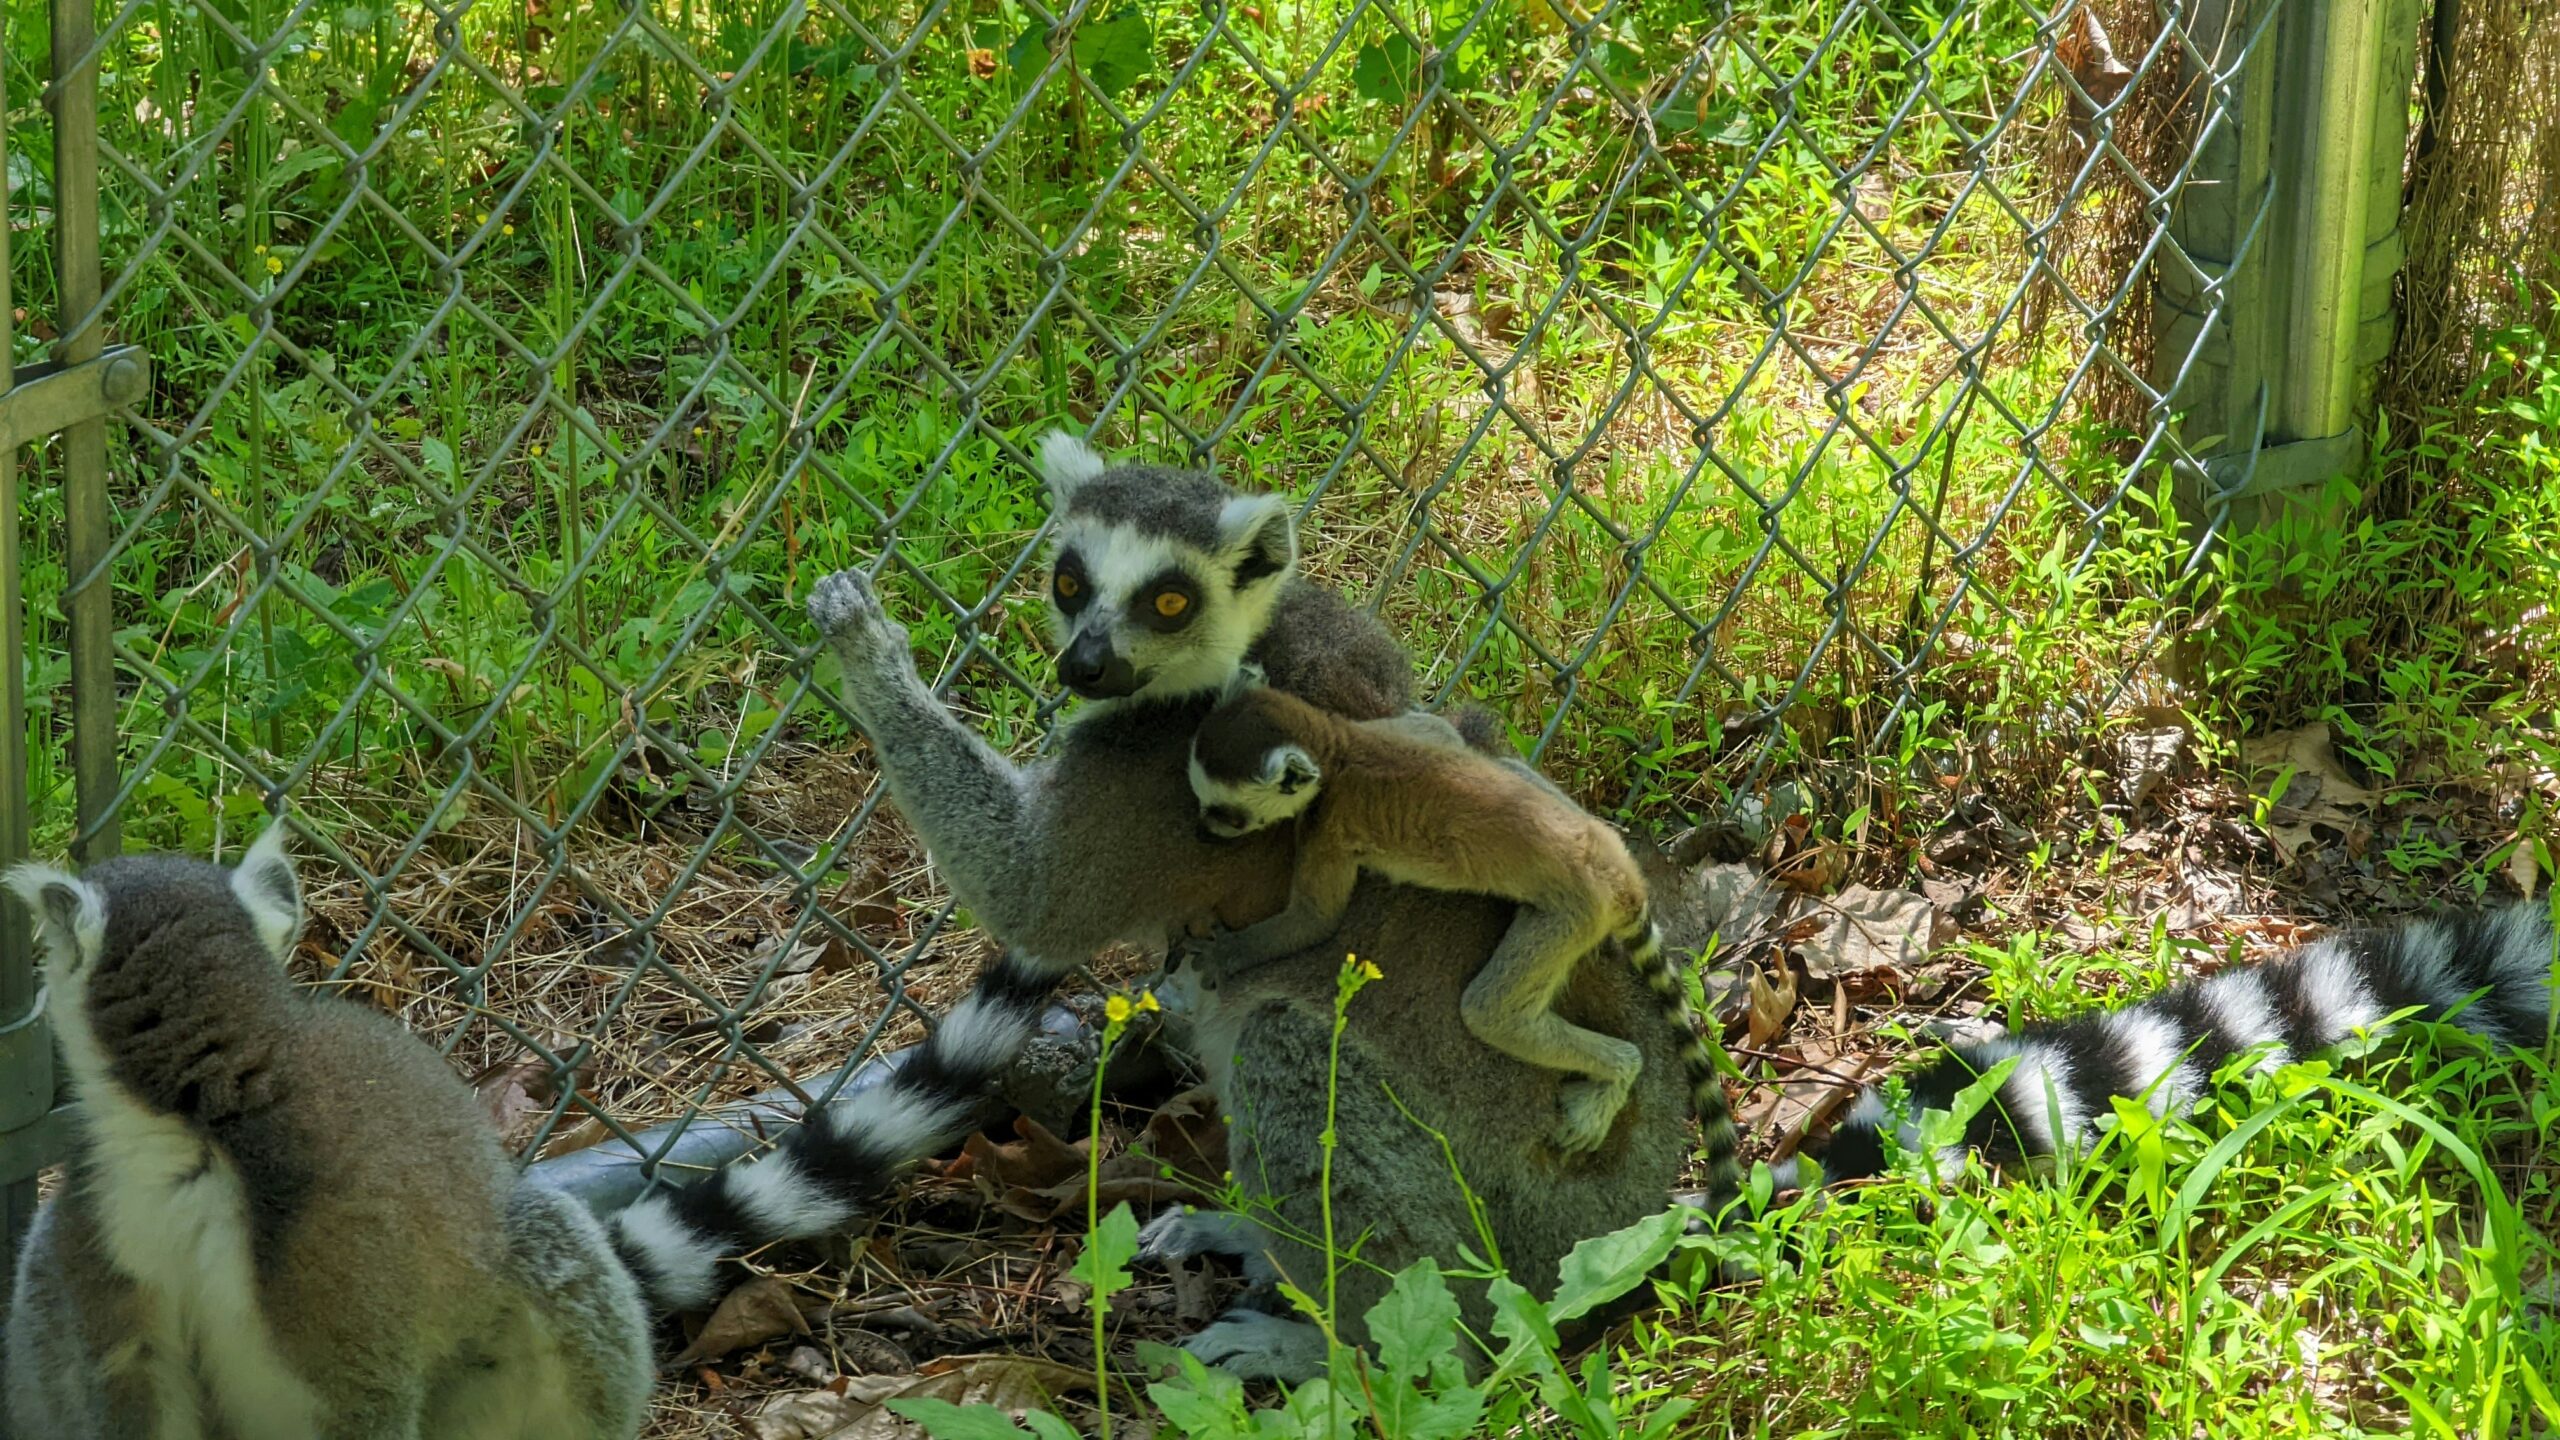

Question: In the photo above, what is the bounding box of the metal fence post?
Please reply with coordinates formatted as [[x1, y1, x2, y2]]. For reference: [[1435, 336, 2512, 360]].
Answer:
[[0, 56, 49, 1440], [52, 0, 119, 865], [2158, 0, 2422, 535]]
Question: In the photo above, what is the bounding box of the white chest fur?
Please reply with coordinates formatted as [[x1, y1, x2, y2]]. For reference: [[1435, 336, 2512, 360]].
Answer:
[[74, 1066, 323, 1438]]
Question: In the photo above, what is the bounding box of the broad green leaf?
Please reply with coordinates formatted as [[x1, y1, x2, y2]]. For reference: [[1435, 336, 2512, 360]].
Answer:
[[1546, 1206, 1683, 1324], [1365, 1258, 1462, 1380], [1077, 7, 1154, 100], [1353, 35, 1423, 106], [1068, 1201, 1139, 1314], [886, 1399, 1032, 1440]]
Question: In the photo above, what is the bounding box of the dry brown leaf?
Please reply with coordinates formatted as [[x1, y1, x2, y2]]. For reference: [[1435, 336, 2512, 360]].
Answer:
[[537, 1113, 613, 1160], [2057, 0, 2136, 106], [1744, 963, 1797, 1049], [2243, 722, 2380, 861], [675, 1276, 813, 1366], [981, 1089, 1232, 1220], [1792, 886, 1944, 981], [958, 1115, 1088, 1192], [1760, 1041, 1876, 1159], [469, 1059, 558, 1154], [750, 1357, 1096, 1440], [2511, 839, 2543, 901], [1127, 1085, 1228, 1190], [750, 1387, 864, 1440], [2114, 724, 2189, 813], [1691, 863, 1782, 956], [991, 1173, 1199, 1224], [1773, 834, 1848, 895]]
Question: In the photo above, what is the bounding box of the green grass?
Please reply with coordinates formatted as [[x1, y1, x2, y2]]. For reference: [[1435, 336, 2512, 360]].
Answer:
[[4, 0, 2197, 865], [1070, 926, 2558, 1440], [1637, 1013, 2558, 1438]]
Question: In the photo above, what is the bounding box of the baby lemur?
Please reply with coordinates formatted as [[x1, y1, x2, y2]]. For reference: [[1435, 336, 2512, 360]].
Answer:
[[2, 827, 652, 1439], [1188, 684, 1724, 1157]]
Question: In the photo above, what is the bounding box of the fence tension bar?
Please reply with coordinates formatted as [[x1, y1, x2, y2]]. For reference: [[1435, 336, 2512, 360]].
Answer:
[[0, 346, 150, 455]]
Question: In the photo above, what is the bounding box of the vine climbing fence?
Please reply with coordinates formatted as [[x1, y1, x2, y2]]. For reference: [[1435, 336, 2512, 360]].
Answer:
[[0, 0, 2496, 1345]]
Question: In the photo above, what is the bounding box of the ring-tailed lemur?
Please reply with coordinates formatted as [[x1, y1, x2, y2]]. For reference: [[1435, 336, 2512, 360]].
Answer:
[[1805, 903, 2557, 1186], [602, 433, 1451, 1318], [798, 434, 1721, 1381], [1187, 683, 1736, 1162], [1, 828, 652, 1439]]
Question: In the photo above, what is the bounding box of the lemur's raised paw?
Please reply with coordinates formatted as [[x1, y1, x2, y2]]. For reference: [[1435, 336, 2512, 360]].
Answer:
[[1553, 1075, 1635, 1155], [807, 568, 909, 669]]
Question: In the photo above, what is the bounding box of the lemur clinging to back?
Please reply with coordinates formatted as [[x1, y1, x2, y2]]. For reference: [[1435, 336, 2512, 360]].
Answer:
[[1187, 684, 1729, 1157], [791, 434, 1722, 1380], [3, 828, 653, 1439]]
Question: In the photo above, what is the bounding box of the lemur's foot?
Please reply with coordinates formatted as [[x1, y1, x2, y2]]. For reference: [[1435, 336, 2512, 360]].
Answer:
[[1554, 1075, 1635, 1155], [807, 568, 910, 673]]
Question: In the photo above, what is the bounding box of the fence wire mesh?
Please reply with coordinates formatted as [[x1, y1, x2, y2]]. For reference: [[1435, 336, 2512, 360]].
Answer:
[[6, 0, 2260, 1166]]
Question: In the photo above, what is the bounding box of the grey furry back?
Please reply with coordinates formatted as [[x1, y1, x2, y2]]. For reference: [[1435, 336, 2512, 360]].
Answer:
[[1250, 579, 1414, 720], [1203, 874, 1694, 1353]]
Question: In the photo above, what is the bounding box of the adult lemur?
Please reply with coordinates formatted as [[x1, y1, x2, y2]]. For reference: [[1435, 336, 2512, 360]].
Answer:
[[793, 434, 1736, 1379], [2, 828, 652, 1438]]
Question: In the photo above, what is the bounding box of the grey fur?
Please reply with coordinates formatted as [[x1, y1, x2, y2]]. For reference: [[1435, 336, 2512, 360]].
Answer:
[[1156, 883, 1693, 1375], [806, 446, 1696, 1381], [0, 833, 652, 1440]]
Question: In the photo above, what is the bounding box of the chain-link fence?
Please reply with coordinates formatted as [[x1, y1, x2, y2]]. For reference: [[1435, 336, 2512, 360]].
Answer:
[[1, 0, 2435, 1270]]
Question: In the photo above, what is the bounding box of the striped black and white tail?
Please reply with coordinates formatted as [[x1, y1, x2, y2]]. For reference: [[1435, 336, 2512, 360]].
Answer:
[[1813, 902, 2559, 1186], [1618, 909, 1744, 1209], [608, 952, 1061, 1311]]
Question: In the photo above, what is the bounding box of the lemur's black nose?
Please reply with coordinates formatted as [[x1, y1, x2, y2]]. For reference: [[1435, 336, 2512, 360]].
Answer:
[[1058, 630, 1137, 698]]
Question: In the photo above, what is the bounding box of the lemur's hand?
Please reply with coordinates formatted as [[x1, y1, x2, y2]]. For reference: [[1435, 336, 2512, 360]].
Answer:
[[808, 568, 911, 679]]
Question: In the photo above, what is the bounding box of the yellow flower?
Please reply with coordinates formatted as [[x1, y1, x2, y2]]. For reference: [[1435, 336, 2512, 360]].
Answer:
[[502, 223, 515, 237], [264, 255, 283, 275], [1105, 994, 1133, 1025], [1136, 990, 1160, 1013], [1359, 959, 1383, 982], [477, 212, 489, 224], [254, 243, 268, 254]]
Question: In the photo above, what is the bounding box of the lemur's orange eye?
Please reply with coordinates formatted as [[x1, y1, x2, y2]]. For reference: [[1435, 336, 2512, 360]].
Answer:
[[1153, 591, 1189, 619], [1055, 573, 1081, 599]]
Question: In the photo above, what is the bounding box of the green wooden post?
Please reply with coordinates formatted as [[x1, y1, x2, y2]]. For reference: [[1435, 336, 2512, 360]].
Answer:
[[2156, 0, 2422, 538]]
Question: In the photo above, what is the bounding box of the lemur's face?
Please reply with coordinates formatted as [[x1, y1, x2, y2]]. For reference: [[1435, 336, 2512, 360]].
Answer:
[[1189, 742, 1321, 841], [1038, 435, 1297, 703]]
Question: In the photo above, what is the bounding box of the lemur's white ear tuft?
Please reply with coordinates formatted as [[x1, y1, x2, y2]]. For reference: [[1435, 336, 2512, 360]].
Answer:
[[1217, 492, 1299, 588], [231, 822, 305, 963], [1267, 745, 1322, 796], [2, 863, 105, 974], [1039, 430, 1109, 505]]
